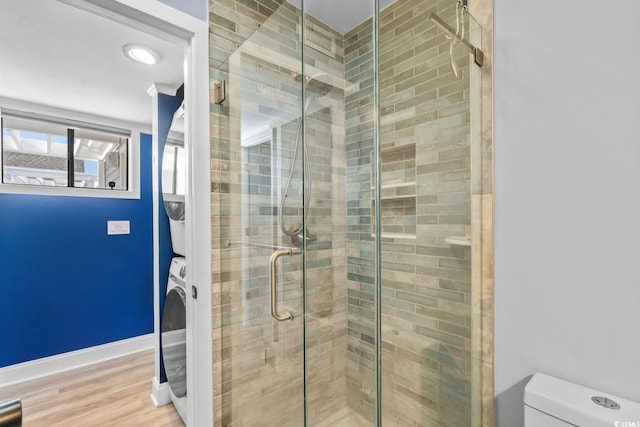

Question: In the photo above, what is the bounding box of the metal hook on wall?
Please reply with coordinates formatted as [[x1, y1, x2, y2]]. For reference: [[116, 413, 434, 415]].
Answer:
[[445, 0, 466, 79], [430, 1, 484, 73]]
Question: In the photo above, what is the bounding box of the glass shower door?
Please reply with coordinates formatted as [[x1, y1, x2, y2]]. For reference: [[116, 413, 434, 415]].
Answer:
[[301, 0, 378, 425], [212, 0, 380, 424], [213, 4, 307, 426], [377, 2, 484, 426], [210, 1, 488, 426]]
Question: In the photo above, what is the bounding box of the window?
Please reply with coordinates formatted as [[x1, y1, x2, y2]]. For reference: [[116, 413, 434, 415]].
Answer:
[[1, 110, 133, 196]]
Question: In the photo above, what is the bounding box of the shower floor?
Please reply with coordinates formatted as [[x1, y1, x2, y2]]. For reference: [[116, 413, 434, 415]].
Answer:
[[314, 408, 371, 427]]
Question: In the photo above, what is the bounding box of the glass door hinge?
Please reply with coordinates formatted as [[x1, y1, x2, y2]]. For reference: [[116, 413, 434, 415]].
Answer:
[[213, 80, 226, 104]]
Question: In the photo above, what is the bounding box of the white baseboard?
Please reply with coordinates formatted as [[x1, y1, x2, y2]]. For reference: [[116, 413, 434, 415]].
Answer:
[[0, 334, 153, 387], [150, 376, 172, 406]]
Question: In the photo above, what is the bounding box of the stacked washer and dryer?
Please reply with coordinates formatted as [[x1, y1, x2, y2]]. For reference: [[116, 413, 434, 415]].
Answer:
[[160, 102, 188, 423]]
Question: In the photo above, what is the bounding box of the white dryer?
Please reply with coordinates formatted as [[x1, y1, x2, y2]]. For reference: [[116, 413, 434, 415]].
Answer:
[[162, 256, 187, 423]]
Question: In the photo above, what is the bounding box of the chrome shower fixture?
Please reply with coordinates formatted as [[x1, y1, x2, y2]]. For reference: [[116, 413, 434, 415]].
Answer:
[[278, 73, 332, 247]]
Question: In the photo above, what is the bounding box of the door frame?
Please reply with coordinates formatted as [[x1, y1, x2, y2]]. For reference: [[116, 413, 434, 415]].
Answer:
[[58, 1, 212, 425]]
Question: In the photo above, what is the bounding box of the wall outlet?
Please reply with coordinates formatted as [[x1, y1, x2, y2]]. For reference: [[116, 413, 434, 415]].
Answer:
[[107, 220, 130, 235]]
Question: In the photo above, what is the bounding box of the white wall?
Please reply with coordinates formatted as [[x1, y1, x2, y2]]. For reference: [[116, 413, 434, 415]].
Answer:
[[494, 1, 640, 425]]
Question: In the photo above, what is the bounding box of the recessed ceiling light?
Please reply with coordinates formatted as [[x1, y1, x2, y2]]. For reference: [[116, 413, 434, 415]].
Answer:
[[122, 44, 161, 65]]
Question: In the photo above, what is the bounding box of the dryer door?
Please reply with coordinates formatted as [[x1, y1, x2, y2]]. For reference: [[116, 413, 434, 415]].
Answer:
[[161, 286, 187, 398]]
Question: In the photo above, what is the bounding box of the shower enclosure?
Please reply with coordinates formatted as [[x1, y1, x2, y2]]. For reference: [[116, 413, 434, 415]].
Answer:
[[210, 0, 493, 425]]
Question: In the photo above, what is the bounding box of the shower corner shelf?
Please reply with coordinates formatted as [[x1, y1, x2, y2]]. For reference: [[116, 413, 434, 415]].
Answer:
[[444, 236, 471, 247], [371, 181, 417, 200], [372, 181, 416, 190], [379, 194, 417, 201], [372, 233, 417, 240]]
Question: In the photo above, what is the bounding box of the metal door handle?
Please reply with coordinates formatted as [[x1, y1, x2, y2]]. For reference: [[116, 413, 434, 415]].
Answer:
[[270, 248, 301, 321]]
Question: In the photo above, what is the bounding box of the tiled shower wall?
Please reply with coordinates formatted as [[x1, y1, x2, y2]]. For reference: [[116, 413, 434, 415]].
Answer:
[[345, 0, 478, 425]]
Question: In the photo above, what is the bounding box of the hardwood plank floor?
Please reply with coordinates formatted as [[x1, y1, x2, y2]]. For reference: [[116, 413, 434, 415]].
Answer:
[[0, 350, 184, 427]]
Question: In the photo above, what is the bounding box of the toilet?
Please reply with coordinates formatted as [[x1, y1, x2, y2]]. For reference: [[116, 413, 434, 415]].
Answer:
[[524, 373, 640, 426]]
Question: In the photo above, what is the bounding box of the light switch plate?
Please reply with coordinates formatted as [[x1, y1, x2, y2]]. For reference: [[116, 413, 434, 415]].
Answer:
[[107, 220, 130, 235]]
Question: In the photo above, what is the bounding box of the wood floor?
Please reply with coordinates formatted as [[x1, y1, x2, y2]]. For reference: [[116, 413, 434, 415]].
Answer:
[[0, 350, 184, 427]]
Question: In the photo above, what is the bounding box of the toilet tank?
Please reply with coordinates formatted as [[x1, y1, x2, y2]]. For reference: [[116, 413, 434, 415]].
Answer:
[[524, 373, 640, 426]]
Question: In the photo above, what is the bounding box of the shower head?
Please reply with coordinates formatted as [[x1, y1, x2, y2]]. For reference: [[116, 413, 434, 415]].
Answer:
[[293, 73, 333, 97], [306, 78, 333, 97]]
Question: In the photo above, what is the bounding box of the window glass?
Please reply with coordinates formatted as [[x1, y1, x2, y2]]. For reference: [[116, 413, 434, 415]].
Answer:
[[2, 117, 69, 187], [1, 115, 129, 191], [74, 129, 128, 190]]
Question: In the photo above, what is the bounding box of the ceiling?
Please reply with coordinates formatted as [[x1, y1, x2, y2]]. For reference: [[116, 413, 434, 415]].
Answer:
[[287, 0, 397, 33], [0, 0, 184, 127], [0, 0, 399, 129]]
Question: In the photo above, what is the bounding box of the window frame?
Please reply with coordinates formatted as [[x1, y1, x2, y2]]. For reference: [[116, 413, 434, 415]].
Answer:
[[0, 106, 141, 200]]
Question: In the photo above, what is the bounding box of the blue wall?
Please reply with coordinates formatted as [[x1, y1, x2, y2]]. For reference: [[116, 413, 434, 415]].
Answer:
[[0, 88, 185, 370], [0, 133, 154, 368]]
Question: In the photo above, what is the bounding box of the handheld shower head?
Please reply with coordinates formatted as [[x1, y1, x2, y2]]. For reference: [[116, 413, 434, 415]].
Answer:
[[279, 72, 334, 247]]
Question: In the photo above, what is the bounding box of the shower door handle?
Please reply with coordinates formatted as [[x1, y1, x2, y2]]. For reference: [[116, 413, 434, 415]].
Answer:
[[270, 248, 302, 321]]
